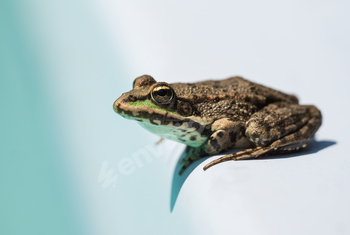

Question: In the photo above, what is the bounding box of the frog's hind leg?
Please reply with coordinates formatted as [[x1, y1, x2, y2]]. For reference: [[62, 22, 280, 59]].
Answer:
[[203, 104, 322, 170]]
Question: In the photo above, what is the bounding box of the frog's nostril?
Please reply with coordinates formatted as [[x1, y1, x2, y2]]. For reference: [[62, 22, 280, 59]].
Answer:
[[128, 96, 137, 102]]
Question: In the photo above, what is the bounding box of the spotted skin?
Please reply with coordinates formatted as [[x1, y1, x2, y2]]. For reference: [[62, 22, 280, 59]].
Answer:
[[179, 119, 249, 174], [113, 75, 322, 175], [203, 103, 322, 170]]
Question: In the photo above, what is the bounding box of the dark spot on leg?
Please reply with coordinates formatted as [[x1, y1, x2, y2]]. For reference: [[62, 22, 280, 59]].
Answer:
[[210, 139, 221, 151], [190, 136, 197, 141], [229, 132, 237, 143], [217, 131, 224, 138], [135, 119, 143, 122]]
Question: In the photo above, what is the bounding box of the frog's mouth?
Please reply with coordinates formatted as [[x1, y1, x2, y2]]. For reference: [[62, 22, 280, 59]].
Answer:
[[114, 94, 210, 126], [114, 99, 209, 131], [114, 97, 213, 147], [116, 107, 212, 148]]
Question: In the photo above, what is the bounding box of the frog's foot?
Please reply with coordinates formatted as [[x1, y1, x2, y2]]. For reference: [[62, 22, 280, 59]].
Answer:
[[203, 105, 322, 171], [179, 147, 206, 175], [155, 138, 164, 145], [203, 147, 263, 170]]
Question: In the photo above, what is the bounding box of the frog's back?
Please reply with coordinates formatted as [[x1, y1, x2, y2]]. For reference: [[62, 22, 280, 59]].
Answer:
[[170, 76, 298, 121], [171, 76, 298, 105]]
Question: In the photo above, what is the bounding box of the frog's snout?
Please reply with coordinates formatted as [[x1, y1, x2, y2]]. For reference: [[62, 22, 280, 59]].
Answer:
[[113, 100, 119, 113], [113, 95, 125, 114]]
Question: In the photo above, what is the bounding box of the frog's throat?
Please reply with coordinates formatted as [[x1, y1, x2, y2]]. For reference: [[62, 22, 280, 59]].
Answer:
[[125, 112, 212, 147], [138, 120, 210, 147]]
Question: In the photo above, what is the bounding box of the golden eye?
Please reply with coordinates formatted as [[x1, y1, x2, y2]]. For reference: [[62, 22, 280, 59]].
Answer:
[[151, 85, 174, 104]]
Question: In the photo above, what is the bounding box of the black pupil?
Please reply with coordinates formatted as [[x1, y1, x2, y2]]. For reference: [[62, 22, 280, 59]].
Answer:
[[157, 89, 167, 96]]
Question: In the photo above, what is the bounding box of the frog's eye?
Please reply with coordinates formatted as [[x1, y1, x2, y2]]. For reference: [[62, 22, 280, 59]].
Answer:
[[151, 84, 174, 105]]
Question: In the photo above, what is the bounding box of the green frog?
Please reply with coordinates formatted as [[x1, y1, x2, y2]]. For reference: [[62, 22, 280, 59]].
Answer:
[[113, 75, 322, 174]]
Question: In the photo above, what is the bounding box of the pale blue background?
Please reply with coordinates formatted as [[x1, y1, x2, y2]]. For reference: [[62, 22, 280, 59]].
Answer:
[[1, 1, 349, 235]]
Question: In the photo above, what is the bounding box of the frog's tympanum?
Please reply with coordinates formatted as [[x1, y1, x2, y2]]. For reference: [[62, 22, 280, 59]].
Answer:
[[114, 75, 322, 174]]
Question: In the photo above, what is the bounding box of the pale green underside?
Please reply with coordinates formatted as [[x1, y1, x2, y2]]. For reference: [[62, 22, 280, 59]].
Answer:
[[126, 100, 209, 147], [138, 121, 208, 148]]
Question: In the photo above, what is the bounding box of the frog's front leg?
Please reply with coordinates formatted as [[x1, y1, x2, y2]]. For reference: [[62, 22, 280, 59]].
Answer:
[[203, 102, 322, 170], [179, 118, 247, 174], [203, 118, 250, 154]]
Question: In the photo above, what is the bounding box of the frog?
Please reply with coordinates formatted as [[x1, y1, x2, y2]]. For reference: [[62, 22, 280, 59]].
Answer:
[[113, 75, 322, 175]]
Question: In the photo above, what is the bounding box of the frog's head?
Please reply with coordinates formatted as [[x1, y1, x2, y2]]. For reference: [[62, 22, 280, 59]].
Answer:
[[113, 75, 212, 147]]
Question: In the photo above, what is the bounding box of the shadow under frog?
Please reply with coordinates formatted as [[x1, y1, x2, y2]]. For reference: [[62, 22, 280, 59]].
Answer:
[[170, 139, 336, 212]]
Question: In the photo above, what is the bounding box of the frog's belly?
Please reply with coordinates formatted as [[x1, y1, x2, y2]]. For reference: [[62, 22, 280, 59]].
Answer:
[[138, 121, 208, 148]]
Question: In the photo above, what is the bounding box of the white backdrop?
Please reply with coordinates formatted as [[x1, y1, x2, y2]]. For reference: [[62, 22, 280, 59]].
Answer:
[[92, 1, 350, 234]]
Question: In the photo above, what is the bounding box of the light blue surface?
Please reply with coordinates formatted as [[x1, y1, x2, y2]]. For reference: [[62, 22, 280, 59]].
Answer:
[[0, 1, 191, 234], [0, 1, 88, 234]]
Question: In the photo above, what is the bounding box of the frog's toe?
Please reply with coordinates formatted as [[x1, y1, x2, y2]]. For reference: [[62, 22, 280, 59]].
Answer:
[[178, 147, 207, 174], [179, 159, 193, 175], [233, 153, 259, 160], [203, 147, 263, 170], [178, 157, 187, 165]]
